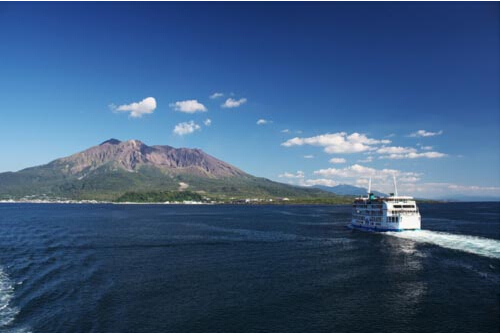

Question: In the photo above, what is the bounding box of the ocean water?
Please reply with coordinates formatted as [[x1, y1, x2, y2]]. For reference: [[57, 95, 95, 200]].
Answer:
[[0, 202, 498, 333]]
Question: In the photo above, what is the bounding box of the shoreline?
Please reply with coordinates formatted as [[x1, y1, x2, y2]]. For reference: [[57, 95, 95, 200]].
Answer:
[[0, 199, 496, 206], [0, 199, 355, 206], [0, 199, 210, 205]]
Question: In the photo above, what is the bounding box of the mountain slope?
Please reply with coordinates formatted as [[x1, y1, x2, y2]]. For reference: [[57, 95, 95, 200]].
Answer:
[[0, 139, 342, 202], [53, 138, 248, 178]]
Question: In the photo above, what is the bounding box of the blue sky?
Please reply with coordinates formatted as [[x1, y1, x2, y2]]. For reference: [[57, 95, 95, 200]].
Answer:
[[0, 2, 499, 199]]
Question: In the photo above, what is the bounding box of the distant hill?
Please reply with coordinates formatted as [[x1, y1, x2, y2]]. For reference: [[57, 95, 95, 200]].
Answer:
[[313, 184, 387, 197], [0, 139, 348, 203]]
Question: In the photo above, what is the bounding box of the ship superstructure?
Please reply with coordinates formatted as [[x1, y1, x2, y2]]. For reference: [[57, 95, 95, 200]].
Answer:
[[350, 177, 421, 232]]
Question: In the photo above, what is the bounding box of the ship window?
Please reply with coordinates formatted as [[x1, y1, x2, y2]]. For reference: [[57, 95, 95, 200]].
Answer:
[[393, 205, 402, 208], [388, 216, 399, 223], [403, 205, 415, 208]]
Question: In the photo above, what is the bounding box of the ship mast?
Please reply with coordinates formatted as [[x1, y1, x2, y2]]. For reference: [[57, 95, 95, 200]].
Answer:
[[393, 175, 398, 197], [367, 177, 372, 199]]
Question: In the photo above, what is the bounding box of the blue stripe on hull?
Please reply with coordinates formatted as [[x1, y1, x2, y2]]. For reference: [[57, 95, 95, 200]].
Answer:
[[347, 224, 420, 232]]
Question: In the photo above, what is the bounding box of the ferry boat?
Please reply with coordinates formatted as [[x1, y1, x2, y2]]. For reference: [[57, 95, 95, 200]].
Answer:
[[349, 177, 421, 232]]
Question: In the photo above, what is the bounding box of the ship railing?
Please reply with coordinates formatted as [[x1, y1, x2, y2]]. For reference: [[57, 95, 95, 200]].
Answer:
[[390, 211, 420, 217]]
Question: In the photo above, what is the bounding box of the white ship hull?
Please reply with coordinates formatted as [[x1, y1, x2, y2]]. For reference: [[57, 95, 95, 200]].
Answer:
[[349, 178, 421, 232], [349, 214, 421, 232]]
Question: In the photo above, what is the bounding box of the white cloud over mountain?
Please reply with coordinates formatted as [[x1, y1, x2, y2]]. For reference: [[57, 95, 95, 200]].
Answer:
[[303, 178, 338, 187], [173, 121, 201, 135], [113, 97, 157, 118]]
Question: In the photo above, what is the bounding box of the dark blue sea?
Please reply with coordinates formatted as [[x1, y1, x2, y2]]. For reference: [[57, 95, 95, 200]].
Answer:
[[0, 202, 499, 333]]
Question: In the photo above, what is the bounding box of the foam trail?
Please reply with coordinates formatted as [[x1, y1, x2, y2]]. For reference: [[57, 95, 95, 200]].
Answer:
[[0, 267, 31, 333], [0, 267, 19, 328], [385, 230, 500, 259]]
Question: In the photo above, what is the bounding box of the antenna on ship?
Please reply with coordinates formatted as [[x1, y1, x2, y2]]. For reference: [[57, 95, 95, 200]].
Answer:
[[367, 177, 372, 198], [393, 175, 398, 197]]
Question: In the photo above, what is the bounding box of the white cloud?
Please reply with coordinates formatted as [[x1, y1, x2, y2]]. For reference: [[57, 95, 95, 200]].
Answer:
[[313, 164, 421, 182], [358, 156, 374, 163], [278, 171, 305, 179], [277, 164, 496, 199], [329, 157, 346, 164], [379, 151, 447, 159], [353, 180, 499, 199], [303, 155, 314, 159], [303, 178, 338, 187], [209, 92, 223, 99], [446, 184, 499, 191], [297, 168, 418, 190], [392, 182, 499, 199], [173, 121, 201, 135], [307, 164, 423, 195], [399, 176, 421, 182], [375, 145, 446, 159], [376, 146, 417, 154], [409, 129, 443, 137], [170, 100, 207, 113], [278, 164, 498, 199], [281, 132, 389, 154], [257, 119, 272, 125], [281, 129, 290, 133], [221, 97, 247, 108], [314, 164, 375, 178], [113, 97, 157, 118], [204, 118, 212, 126]]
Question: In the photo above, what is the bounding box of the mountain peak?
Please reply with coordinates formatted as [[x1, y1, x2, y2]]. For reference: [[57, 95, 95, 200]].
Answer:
[[100, 138, 121, 146], [57, 139, 249, 178]]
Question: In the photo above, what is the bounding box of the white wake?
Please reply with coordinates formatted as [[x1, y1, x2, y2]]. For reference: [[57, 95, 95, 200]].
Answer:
[[385, 230, 500, 259], [0, 267, 31, 333], [0, 267, 19, 328]]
